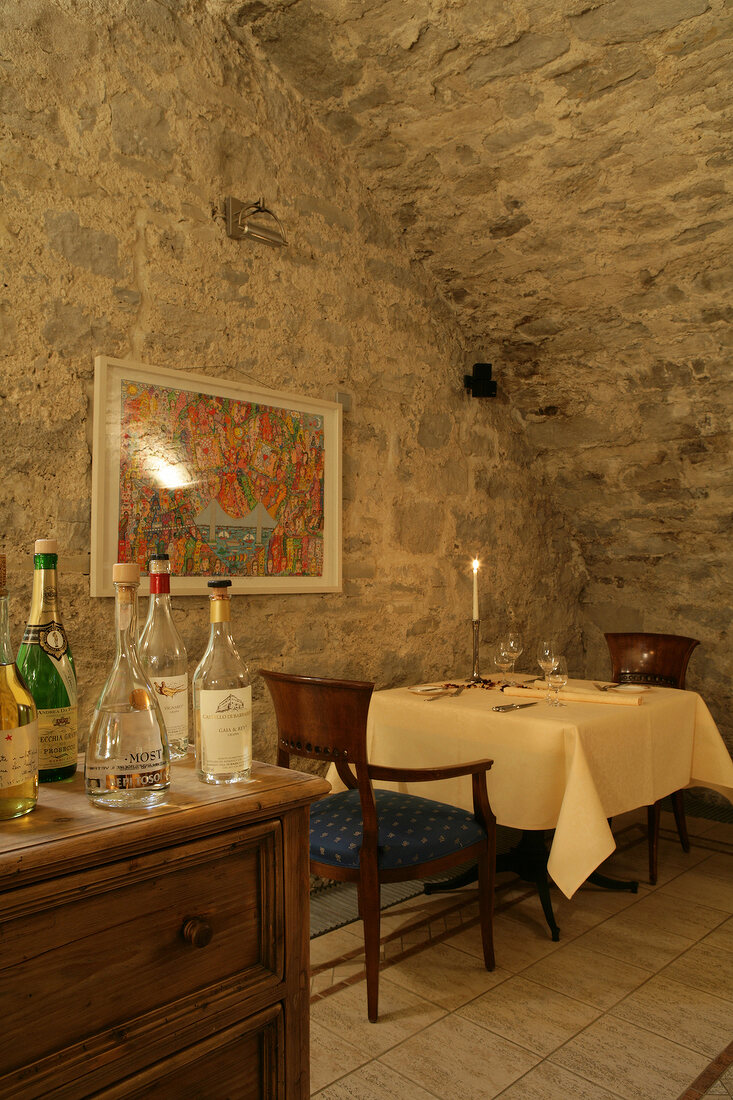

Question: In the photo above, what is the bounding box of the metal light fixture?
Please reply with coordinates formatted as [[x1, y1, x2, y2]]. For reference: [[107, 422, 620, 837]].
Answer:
[[225, 197, 287, 247]]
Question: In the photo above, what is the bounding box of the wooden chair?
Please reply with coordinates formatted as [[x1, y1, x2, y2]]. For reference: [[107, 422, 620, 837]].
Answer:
[[604, 632, 700, 884], [260, 669, 497, 1023]]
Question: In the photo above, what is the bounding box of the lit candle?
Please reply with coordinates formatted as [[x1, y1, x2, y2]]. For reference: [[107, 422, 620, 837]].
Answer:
[[472, 559, 479, 620]]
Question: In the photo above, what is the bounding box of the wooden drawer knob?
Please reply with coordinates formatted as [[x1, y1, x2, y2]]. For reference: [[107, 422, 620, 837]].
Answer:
[[181, 916, 213, 948]]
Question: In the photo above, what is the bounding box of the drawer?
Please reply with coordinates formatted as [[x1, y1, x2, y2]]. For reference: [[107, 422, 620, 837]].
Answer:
[[96, 1004, 284, 1099], [0, 820, 283, 1077]]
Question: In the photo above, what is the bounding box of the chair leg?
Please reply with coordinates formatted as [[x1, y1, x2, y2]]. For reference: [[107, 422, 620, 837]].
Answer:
[[647, 802, 660, 885], [477, 842, 495, 971], [671, 790, 691, 852], [358, 870, 381, 1023]]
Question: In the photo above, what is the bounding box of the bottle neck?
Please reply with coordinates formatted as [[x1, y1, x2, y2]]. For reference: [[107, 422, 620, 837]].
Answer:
[[209, 620, 234, 645], [29, 555, 60, 623], [0, 592, 13, 664], [115, 583, 139, 660]]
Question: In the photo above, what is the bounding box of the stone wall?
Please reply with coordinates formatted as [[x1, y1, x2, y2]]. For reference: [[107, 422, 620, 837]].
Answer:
[[0, 0, 582, 759]]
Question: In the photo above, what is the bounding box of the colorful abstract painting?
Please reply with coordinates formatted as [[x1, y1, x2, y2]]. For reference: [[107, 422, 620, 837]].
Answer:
[[117, 379, 325, 578]]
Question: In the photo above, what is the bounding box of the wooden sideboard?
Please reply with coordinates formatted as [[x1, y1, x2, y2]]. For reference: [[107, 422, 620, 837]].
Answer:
[[0, 757, 329, 1099]]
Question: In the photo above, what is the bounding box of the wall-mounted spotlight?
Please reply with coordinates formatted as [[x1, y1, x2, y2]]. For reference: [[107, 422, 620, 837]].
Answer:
[[464, 362, 497, 398], [225, 197, 287, 247]]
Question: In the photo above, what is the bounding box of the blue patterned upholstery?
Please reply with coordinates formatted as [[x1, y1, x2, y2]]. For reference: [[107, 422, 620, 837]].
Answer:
[[310, 788, 486, 870]]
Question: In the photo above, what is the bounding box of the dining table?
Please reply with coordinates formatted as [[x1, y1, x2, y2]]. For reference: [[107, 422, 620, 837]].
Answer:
[[327, 676, 733, 938]]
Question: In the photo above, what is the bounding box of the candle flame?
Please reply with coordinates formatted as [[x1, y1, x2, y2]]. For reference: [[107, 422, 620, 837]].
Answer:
[[472, 558, 479, 572]]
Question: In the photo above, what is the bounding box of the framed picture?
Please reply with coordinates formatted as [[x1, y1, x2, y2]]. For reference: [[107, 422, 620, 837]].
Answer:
[[90, 356, 342, 597]]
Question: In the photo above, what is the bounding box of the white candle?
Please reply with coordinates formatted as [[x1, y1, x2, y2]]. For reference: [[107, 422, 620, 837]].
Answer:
[[472, 559, 479, 620]]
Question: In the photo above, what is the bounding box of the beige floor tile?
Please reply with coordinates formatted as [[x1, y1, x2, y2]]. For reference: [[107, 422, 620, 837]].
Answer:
[[610, 973, 733, 1059], [311, 956, 366, 995], [696, 852, 733, 882], [310, 1021, 370, 1094], [313, 1059, 440, 1099], [601, 836, 709, 887], [378, 889, 474, 935], [699, 821, 733, 845], [494, 1059, 625, 1099], [662, 940, 733, 1003], [311, 927, 364, 968], [659, 868, 733, 914], [311, 978, 445, 1059], [610, 889, 728, 942], [379, 1013, 540, 1100], [458, 975, 600, 1056], [514, 882, 648, 940], [550, 1014, 709, 1100], [521, 943, 653, 1010], [449, 912, 561, 972], [573, 908, 694, 971], [703, 914, 733, 953], [382, 940, 509, 1010]]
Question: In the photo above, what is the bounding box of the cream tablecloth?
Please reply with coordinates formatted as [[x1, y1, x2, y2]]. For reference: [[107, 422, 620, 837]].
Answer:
[[327, 679, 733, 899]]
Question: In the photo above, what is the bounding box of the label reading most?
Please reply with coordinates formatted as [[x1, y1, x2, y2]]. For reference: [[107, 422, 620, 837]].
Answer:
[[38, 705, 78, 770], [199, 686, 252, 775], [150, 673, 188, 745], [85, 712, 169, 791], [0, 720, 38, 788]]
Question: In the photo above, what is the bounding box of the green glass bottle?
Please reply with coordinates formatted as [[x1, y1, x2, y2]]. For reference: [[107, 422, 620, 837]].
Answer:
[[17, 539, 78, 783]]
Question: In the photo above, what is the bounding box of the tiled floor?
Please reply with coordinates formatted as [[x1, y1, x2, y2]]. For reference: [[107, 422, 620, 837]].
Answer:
[[309, 809, 733, 1099]]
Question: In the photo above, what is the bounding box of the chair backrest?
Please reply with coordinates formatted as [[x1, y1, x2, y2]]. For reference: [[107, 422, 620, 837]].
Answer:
[[259, 669, 375, 770], [604, 632, 700, 689]]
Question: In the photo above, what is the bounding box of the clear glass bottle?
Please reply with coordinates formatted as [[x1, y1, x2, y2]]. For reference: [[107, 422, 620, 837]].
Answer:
[[193, 579, 252, 785], [0, 554, 39, 819], [85, 562, 170, 809], [139, 554, 189, 762], [16, 539, 78, 782]]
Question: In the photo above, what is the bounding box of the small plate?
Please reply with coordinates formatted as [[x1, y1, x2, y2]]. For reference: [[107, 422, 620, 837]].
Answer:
[[409, 685, 446, 695], [611, 684, 650, 694]]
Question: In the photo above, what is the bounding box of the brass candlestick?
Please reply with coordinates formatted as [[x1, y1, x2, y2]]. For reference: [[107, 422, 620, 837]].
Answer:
[[470, 619, 482, 682]]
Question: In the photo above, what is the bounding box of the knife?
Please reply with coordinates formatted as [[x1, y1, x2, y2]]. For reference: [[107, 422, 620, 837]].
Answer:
[[492, 702, 539, 713]]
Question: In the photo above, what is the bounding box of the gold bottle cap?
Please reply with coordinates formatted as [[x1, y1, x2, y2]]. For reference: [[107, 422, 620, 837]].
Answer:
[[113, 562, 140, 584], [35, 539, 58, 555]]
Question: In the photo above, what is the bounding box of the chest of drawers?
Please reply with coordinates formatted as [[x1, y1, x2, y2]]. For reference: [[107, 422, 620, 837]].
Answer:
[[0, 758, 328, 1099]]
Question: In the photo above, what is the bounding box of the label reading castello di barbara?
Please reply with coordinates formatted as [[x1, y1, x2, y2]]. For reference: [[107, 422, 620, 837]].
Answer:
[[199, 686, 252, 775]]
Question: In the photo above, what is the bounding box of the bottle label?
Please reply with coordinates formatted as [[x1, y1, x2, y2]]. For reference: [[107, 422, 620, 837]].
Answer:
[[85, 712, 170, 791], [38, 705, 78, 770], [21, 622, 77, 703], [198, 686, 252, 775], [150, 674, 188, 745], [0, 720, 38, 787]]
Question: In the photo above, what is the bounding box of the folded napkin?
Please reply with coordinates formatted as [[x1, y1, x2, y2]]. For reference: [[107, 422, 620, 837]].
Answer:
[[501, 684, 643, 707]]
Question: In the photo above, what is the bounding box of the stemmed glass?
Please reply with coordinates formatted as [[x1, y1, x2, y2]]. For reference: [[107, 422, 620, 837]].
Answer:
[[499, 632, 523, 685], [537, 639, 556, 705], [492, 644, 513, 685], [548, 656, 568, 707]]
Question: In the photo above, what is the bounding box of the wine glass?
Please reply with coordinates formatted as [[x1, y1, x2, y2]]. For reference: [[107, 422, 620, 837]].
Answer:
[[501, 632, 523, 685], [492, 644, 513, 685], [537, 638, 556, 704], [548, 656, 568, 707]]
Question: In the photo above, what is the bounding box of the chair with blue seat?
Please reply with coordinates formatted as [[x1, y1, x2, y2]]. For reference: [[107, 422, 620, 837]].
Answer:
[[605, 631, 700, 884], [260, 669, 497, 1023]]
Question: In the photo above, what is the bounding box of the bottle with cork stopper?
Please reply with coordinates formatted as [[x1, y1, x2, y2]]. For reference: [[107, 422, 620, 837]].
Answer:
[[85, 562, 170, 808]]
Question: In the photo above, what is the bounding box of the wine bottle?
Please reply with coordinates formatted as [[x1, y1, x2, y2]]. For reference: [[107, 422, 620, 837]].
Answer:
[[85, 562, 170, 808], [0, 554, 39, 819], [139, 554, 189, 761], [193, 579, 252, 785], [17, 538, 78, 782]]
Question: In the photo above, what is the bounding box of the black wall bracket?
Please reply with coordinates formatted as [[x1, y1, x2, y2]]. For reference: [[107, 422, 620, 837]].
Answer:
[[464, 362, 497, 398]]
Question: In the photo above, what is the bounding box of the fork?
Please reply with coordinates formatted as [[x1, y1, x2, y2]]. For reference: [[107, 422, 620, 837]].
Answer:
[[594, 683, 615, 692], [426, 685, 465, 701]]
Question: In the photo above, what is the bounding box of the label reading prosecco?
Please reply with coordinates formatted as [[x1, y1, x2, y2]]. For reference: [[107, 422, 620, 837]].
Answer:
[[0, 720, 38, 787], [199, 686, 252, 775], [38, 705, 78, 770]]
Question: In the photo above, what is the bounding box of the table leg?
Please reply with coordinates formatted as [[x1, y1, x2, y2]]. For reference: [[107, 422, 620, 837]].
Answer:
[[588, 870, 639, 893]]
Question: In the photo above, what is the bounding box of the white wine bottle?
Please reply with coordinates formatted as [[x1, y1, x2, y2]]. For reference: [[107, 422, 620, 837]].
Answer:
[[193, 579, 252, 785], [0, 555, 39, 819], [17, 539, 78, 782], [139, 554, 189, 761], [85, 563, 170, 808]]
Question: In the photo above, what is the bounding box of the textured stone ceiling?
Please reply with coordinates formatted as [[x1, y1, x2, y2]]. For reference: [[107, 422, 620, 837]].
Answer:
[[225, 0, 730, 401]]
